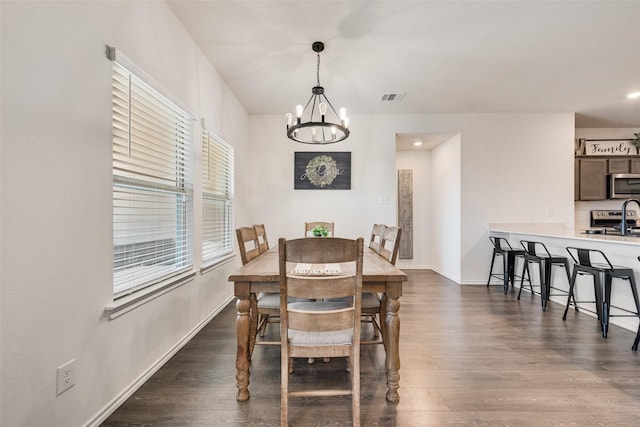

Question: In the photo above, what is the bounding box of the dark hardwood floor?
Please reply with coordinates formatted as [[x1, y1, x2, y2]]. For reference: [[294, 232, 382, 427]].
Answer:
[[102, 270, 640, 426]]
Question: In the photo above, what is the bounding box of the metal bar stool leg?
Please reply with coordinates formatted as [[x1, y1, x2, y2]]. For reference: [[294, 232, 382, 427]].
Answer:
[[542, 259, 552, 311], [486, 250, 497, 287], [628, 273, 640, 351], [518, 260, 530, 300], [563, 268, 579, 320], [561, 259, 577, 308], [502, 253, 510, 294], [538, 260, 546, 309], [596, 272, 607, 336]]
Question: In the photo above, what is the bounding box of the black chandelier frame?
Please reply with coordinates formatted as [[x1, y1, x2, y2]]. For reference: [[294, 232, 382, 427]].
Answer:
[[286, 41, 349, 144]]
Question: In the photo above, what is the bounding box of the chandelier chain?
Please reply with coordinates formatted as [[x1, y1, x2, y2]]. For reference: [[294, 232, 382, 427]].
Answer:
[[316, 52, 321, 87]]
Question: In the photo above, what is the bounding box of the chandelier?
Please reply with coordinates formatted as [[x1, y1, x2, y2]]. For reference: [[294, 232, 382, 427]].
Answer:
[[286, 41, 350, 144]]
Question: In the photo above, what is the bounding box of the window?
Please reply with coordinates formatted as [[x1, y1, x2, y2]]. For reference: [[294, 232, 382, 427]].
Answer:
[[202, 126, 234, 265], [111, 56, 193, 297]]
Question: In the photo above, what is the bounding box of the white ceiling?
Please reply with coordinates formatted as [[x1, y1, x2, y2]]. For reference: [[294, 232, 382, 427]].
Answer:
[[167, 0, 640, 130]]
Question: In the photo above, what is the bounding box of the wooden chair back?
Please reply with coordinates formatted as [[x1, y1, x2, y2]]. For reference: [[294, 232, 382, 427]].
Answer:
[[369, 223, 385, 252], [253, 224, 269, 253], [236, 227, 261, 265], [304, 221, 335, 237], [279, 237, 363, 426], [379, 226, 402, 265]]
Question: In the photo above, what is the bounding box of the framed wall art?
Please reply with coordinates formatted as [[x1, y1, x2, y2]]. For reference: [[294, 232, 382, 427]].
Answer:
[[294, 152, 351, 190]]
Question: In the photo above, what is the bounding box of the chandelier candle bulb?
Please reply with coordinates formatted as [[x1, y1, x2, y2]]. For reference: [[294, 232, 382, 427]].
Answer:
[[319, 102, 327, 119], [286, 113, 293, 127]]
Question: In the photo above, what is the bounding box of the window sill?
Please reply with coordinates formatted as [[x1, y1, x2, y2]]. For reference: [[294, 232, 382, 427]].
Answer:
[[200, 253, 235, 274], [105, 270, 196, 320]]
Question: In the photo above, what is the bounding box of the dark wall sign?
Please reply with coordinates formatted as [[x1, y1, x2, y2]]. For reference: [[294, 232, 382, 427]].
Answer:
[[294, 152, 351, 190]]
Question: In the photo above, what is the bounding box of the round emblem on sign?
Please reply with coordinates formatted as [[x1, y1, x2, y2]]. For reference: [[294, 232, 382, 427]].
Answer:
[[305, 155, 338, 187]]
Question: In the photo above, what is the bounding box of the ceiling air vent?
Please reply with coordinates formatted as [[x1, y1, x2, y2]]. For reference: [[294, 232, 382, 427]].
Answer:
[[380, 92, 406, 102]]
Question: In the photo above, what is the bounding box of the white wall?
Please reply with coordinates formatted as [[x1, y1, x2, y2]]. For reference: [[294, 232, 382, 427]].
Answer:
[[1, 2, 247, 426], [244, 116, 399, 241], [247, 113, 575, 284]]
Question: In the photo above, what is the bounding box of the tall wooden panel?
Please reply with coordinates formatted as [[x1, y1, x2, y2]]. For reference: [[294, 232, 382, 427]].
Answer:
[[398, 169, 413, 259]]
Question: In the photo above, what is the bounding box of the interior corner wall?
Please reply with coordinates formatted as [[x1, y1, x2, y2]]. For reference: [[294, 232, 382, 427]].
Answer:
[[1, 2, 248, 426], [430, 135, 462, 281]]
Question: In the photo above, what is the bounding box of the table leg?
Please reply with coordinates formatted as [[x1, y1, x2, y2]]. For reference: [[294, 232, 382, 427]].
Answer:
[[236, 296, 251, 401], [384, 296, 401, 403]]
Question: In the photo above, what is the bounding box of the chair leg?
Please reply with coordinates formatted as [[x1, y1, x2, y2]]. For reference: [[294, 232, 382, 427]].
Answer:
[[507, 252, 517, 285], [258, 314, 268, 337], [595, 274, 611, 338], [351, 349, 360, 426], [518, 261, 530, 300], [563, 268, 578, 320], [562, 260, 577, 308], [542, 260, 552, 311], [538, 261, 546, 309], [487, 252, 497, 286], [281, 356, 289, 426], [628, 274, 640, 351], [502, 254, 510, 294]]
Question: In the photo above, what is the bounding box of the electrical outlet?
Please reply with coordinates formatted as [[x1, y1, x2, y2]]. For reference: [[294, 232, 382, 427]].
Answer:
[[56, 359, 75, 396]]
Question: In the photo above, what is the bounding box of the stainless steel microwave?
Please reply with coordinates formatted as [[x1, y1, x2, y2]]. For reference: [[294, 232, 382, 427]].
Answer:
[[608, 174, 640, 199]]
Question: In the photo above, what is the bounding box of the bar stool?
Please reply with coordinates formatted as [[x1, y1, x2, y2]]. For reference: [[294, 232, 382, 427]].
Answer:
[[563, 247, 640, 347], [518, 240, 572, 311], [486, 236, 525, 294], [634, 256, 640, 351]]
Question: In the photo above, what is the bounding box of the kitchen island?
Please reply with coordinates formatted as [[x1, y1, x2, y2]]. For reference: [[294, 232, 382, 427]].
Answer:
[[488, 223, 640, 332]]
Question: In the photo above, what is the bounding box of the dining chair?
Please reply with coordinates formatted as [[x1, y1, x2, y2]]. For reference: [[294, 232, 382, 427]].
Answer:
[[253, 223, 269, 254], [236, 226, 279, 354], [362, 226, 402, 345], [236, 227, 261, 265], [378, 226, 402, 265], [252, 224, 277, 337], [369, 223, 385, 253], [304, 221, 335, 237], [279, 237, 363, 427]]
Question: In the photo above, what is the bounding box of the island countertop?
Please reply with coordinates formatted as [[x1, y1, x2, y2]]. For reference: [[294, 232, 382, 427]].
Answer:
[[488, 223, 640, 246]]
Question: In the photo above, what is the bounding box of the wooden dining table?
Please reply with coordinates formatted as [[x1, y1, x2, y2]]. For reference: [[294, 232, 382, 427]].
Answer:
[[228, 246, 407, 403]]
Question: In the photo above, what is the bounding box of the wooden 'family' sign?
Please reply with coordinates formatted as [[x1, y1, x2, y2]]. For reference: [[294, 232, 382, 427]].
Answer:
[[582, 139, 638, 156]]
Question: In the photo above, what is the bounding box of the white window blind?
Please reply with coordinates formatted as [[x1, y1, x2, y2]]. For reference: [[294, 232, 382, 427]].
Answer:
[[111, 59, 193, 297], [202, 126, 234, 265]]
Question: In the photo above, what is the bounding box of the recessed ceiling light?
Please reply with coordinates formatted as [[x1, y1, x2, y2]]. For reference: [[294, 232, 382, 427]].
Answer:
[[627, 92, 640, 99], [413, 141, 423, 147]]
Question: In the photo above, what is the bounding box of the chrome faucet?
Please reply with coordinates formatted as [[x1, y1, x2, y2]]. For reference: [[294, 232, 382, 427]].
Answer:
[[621, 198, 640, 235]]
